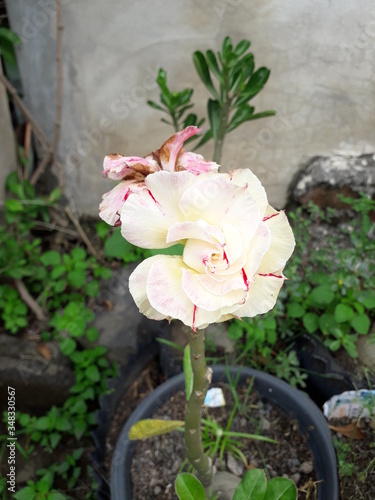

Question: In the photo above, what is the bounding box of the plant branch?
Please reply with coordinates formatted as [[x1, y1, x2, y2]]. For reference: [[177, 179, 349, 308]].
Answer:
[[213, 98, 231, 164], [14, 279, 48, 323], [184, 328, 213, 486], [0, 72, 51, 153], [65, 208, 102, 262]]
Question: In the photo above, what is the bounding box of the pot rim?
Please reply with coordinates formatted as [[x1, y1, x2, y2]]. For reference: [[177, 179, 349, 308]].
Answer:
[[111, 365, 339, 500]]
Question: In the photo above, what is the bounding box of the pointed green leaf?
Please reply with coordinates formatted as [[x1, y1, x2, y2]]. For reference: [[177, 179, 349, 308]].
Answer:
[[234, 39, 251, 57], [183, 345, 193, 401], [193, 51, 219, 100], [175, 473, 206, 500], [193, 129, 213, 149], [208, 99, 221, 142], [177, 104, 195, 119], [227, 104, 254, 132], [222, 36, 234, 60], [129, 419, 185, 440], [183, 113, 198, 128], [206, 49, 223, 82], [264, 477, 297, 500], [233, 468, 267, 500], [147, 100, 168, 112]]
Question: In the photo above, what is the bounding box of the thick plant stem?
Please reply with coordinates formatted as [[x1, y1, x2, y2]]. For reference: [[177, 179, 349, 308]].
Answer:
[[184, 329, 213, 486], [213, 98, 231, 164]]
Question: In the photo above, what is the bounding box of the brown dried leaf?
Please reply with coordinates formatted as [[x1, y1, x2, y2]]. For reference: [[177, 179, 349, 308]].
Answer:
[[329, 422, 364, 440], [36, 343, 52, 360]]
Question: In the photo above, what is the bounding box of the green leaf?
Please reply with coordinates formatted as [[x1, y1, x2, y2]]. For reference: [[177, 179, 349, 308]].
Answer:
[[60, 337, 76, 356], [193, 129, 213, 149], [0, 27, 21, 45], [193, 51, 219, 100], [104, 228, 134, 258], [302, 312, 319, 333], [351, 314, 370, 335], [310, 285, 335, 306], [49, 188, 62, 202], [264, 477, 297, 500], [205, 49, 223, 82], [246, 67, 270, 96], [86, 326, 99, 342], [86, 365, 100, 382], [227, 104, 255, 132], [156, 68, 172, 107], [56, 416, 72, 432], [71, 247, 86, 262], [207, 99, 221, 143], [234, 39, 251, 57], [49, 432, 61, 449], [222, 36, 234, 60], [147, 100, 168, 112], [183, 345, 193, 401], [319, 313, 337, 335], [334, 304, 354, 323], [175, 473, 206, 500], [14, 487, 37, 500], [287, 303, 305, 319], [67, 270, 86, 288], [73, 419, 87, 440], [129, 419, 184, 440], [5, 199, 23, 212], [35, 416, 51, 431], [41, 251, 61, 267], [233, 468, 267, 500]]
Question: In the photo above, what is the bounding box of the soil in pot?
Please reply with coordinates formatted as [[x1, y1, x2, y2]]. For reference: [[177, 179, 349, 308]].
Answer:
[[130, 381, 317, 500]]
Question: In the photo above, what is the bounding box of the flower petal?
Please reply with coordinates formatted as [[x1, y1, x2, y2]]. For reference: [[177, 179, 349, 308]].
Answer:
[[182, 268, 247, 312], [235, 272, 285, 317], [121, 171, 196, 248], [243, 222, 272, 278], [229, 169, 268, 218], [103, 154, 158, 180], [167, 220, 225, 246], [99, 180, 132, 226], [156, 126, 201, 172], [258, 208, 296, 274], [129, 256, 167, 321], [146, 255, 195, 325], [178, 175, 261, 245], [178, 152, 219, 174]]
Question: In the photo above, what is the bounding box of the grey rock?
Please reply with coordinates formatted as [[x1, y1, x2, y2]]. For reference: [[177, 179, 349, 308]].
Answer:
[[0, 335, 75, 412], [90, 265, 161, 363], [300, 460, 314, 475], [290, 153, 375, 209], [356, 328, 375, 370], [226, 454, 244, 477], [209, 471, 241, 500], [261, 417, 271, 431], [290, 472, 301, 484]]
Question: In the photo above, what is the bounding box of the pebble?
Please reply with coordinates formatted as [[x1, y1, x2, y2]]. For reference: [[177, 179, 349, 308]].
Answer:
[[290, 472, 301, 484], [154, 486, 162, 495], [261, 417, 271, 431], [300, 461, 314, 474], [226, 454, 244, 477]]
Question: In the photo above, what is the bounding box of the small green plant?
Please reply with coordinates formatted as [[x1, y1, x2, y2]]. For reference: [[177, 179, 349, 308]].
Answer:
[[175, 468, 297, 500], [148, 68, 204, 134], [334, 435, 356, 478], [13, 469, 66, 500], [148, 36, 275, 163]]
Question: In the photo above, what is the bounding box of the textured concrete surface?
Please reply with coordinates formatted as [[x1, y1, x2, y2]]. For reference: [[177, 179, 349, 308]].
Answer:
[[0, 64, 17, 204], [5, 0, 375, 213]]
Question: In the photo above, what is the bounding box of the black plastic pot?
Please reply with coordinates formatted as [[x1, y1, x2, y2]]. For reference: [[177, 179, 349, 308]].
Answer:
[[111, 366, 339, 500]]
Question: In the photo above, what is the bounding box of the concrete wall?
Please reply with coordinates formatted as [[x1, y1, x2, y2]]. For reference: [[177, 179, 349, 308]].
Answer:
[[5, 0, 375, 213], [0, 64, 17, 203]]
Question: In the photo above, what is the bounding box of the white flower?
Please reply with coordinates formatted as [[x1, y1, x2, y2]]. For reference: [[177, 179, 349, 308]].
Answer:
[[121, 169, 295, 330]]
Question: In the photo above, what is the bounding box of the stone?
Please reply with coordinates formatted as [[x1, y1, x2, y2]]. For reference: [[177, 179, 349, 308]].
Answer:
[[226, 454, 244, 477], [290, 153, 375, 211], [0, 334, 75, 412], [356, 329, 375, 370], [209, 471, 241, 500], [300, 461, 314, 475], [89, 264, 162, 364]]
